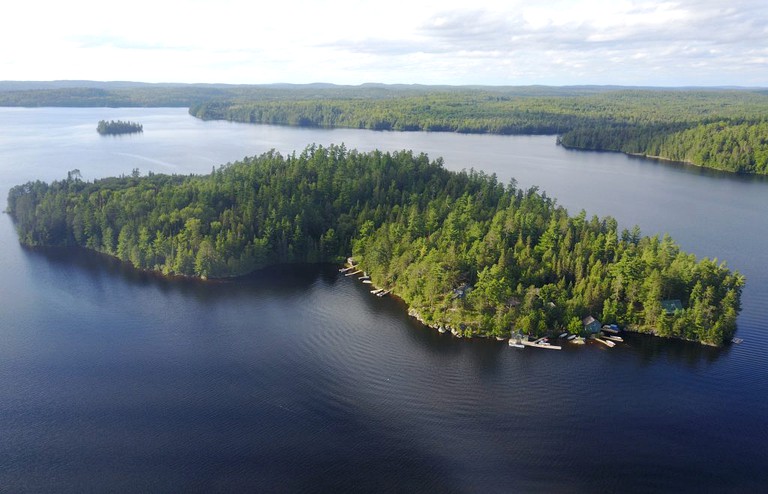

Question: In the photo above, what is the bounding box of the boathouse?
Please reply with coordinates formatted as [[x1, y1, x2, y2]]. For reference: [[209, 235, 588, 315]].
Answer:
[[582, 315, 602, 334]]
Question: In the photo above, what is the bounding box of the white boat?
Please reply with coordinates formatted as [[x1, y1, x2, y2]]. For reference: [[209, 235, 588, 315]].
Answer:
[[508, 341, 524, 348], [595, 337, 615, 347], [567, 334, 576, 340], [438, 326, 446, 334], [559, 332, 568, 338]]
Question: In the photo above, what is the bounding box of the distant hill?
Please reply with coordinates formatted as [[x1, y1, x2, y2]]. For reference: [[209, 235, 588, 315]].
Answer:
[[3, 81, 768, 174]]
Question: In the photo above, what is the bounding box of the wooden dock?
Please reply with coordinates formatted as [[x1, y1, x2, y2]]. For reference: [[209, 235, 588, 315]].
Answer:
[[376, 289, 391, 297], [345, 269, 363, 277], [370, 288, 383, 295], [520, 340, 562, 350]]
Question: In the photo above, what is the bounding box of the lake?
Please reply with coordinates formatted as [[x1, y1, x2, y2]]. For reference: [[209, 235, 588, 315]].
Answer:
[[1, 107, 766, 492]]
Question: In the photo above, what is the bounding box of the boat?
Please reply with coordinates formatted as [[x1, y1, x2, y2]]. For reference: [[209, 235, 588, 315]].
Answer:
[[595, 337, 615, 348], [508, 339, 524, 348], [732, 337, 744, 344], [438, 326, 446, 334], [601, 324, 620, 334], [496, 336, 506, 341], [559, 332, 568, 338], [605, 335, 624, 342], [567, 334, 576, 340], [362, 280, 372, 284], [570, 336, 585, 344]]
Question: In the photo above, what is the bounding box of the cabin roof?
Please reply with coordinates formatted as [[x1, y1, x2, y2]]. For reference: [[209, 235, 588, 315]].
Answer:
[[661, 299, 683, 314]]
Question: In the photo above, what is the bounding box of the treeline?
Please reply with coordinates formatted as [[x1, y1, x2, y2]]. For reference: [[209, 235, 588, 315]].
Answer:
[[97, 120, 143, 135], [7, 146, 743, 346], [190, 89, 768, 175], [4, 82, 767, 173], [0, 86, 231, 107]]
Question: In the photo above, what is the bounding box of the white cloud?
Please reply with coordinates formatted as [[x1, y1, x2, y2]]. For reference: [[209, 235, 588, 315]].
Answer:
[[1, 0, 766, 86]]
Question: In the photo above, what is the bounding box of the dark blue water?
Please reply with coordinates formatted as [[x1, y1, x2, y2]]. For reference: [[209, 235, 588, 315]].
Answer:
[[1, 108, 767, 492]]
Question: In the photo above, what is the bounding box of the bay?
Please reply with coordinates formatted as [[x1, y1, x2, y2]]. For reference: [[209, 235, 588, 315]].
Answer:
[[1, 108, 766, 492]]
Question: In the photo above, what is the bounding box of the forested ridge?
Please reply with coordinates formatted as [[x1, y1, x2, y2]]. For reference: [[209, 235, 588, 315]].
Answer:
[[7, 146, 743, 346], [190, 89, 768, 175], [3, 82, 767, 174]]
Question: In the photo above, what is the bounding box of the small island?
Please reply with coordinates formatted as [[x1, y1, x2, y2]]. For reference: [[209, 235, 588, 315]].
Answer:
[[96, 119, 143, 135]]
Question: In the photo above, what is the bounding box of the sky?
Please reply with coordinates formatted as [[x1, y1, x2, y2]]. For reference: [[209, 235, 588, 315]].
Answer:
[[3, 0, 766, 86]]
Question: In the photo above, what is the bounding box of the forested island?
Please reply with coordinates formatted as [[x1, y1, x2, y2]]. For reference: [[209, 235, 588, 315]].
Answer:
[[96, 119, 143, 135], [6, 145, 743, 346]]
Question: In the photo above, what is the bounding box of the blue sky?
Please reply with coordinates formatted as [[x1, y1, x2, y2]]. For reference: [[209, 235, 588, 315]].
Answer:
[[3, 0, 766, 86]]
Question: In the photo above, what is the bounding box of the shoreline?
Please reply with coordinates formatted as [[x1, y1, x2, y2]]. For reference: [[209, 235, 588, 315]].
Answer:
[[15, 239, 734, 348]]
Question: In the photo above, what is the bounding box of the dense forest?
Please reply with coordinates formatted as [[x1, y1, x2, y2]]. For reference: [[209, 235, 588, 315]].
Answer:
[[97, 119, 143, 135], [190, 89, 768, 175], [2, 82, 767, 174], [7, 146, 743, 346]]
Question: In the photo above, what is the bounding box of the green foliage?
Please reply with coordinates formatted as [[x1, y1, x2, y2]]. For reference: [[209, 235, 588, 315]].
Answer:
[[97, 120, 143, 135], [4, 82, 767, 174], [7, 145, 743, 346], [190, 88, 768, 175]]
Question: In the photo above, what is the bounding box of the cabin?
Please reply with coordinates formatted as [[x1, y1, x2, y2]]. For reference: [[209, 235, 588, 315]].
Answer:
[[452, 283, 473, 299], [661, 299, 683, 315], [582, 315, 602, 334]]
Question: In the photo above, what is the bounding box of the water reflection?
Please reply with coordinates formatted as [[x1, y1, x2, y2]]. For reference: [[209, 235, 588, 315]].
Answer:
[[4, 108, 768, 491], [625, 332, 730, 367]]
